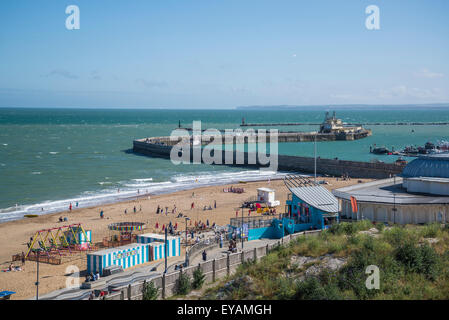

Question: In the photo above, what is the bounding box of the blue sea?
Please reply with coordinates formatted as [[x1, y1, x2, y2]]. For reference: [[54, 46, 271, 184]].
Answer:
[[0, 107, 448, 223]]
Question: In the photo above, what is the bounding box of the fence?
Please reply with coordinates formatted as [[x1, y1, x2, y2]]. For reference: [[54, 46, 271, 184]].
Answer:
[[102, 229, 321, 300]]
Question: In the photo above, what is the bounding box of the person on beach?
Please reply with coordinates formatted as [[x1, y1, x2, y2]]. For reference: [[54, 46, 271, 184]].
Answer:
[[165, 207, 168, 216], [133, 206, 136, 213], [139, 205, 142, 212], [69, 203, 72, 211], [100, 210, 104, 219], [21, 252, 25, 266], [202, 250, 207, 261], [214, 200, 216, 209], [88, 291, 95, 300], [124, 209, 127, 214], [191, 202, 194, 209], [76, 201, 78, 207], [156, 205, 160, 214]]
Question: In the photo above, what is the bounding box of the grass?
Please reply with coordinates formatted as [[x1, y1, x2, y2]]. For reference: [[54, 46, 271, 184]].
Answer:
[[201, 221, 449, 300]]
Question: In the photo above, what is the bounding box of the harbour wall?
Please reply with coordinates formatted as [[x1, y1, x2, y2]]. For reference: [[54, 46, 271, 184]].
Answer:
[[133, 139, 405, 179]]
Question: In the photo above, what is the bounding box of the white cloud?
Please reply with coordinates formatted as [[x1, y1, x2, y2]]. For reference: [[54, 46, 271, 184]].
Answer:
[[414, 68, 444, 79]]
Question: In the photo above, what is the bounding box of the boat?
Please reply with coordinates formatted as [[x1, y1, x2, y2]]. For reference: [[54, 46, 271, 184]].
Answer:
[[370, 146, 389, 154]]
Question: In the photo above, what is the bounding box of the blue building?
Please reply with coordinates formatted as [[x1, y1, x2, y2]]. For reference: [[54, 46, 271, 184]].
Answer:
[[228, 176, 339, 241]]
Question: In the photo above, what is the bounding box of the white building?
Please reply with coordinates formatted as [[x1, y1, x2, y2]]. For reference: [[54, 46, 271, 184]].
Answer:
[[333, 153, 449, 224]]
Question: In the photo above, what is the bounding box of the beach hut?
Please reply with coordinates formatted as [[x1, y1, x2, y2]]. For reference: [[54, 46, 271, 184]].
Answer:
[[136, 233, 181, 258], [86, 243, 149, 276], [149, 242, 166, 261], [65, 228, 91, 249], [257, 188, 280, 207]]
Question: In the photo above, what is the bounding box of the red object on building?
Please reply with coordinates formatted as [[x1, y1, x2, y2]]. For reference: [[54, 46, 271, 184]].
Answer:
[[350, 196, 358, 213]]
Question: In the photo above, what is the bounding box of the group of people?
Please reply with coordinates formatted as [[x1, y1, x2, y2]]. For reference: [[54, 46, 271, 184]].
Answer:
[[85, 271, 101, 282], [156, 204, 177, 215], [228, 239, 238, 253], [201, 200, 217, 211], [223, 186, 244, 194]]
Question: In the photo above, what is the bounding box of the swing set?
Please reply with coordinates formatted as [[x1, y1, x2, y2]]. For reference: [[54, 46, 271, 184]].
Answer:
[[25, 223, 93, 261]]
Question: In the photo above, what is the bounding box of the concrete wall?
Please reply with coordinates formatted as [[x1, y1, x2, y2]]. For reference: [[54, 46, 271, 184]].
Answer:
[[340, 198, 449, 224], [133, 140, 405, 179]]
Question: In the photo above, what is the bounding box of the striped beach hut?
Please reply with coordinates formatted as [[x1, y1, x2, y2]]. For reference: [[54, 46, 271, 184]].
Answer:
[[87, 243, 149, 276], [65, 229, 91, 245], [136, 233, 181, 258], [149, 242, 165, 261]]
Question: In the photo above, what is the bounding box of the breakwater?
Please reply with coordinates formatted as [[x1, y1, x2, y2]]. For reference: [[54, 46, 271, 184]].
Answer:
[[240, 122, 449, 127], [133, 136, 405, 179]]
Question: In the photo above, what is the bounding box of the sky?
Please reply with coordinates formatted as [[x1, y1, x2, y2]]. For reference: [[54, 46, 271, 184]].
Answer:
[[0, 0, 448, 108]]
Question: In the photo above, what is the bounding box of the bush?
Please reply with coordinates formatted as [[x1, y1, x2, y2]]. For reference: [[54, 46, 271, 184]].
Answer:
[[394, 242, 440, 280], [294, 275, 342, 300], [175, 271, 191, 295], [142, 281, 159, 300], [420, 223, 442, 238], [419, 244, 441, 281], [192, 268, 206, 290]]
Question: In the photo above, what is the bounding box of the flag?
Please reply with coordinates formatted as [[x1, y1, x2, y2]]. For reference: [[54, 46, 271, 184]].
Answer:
[[350, 196, 358, 213]]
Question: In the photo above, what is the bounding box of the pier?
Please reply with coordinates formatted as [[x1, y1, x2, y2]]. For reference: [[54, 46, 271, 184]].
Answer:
[[132, 137, 404, 179], [240, 121, 449, 127]]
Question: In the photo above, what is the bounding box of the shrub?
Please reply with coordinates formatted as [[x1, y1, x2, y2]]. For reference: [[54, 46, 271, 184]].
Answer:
[[374, 222, 385, 232], [142, 281, 159, 300], [395, 242, 423, 272], [420, 223, 442, 238], [419, 244, 441, 281], [394, 241, 440, 280], [192, 268, 206, 290], [175, 271, 191, 295]]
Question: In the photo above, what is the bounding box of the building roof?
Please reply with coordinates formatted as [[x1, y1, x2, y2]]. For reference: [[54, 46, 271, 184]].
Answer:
[[402, 153, 449, 178], [290, 185, 339, 213], [333, 177, 449, 205], [88, 242, 148, 257], [138, 233, 178, 240]]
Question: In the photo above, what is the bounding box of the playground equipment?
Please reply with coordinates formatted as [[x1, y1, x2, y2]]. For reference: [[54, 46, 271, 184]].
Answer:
[[25, 223, 93, 263], [103, 222, 145, 247]]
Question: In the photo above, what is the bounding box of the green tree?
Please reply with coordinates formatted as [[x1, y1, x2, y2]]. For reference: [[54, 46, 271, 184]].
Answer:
[[176, 271, 191, 295], [142, 281, 159, 300], [192, 268, 206, 290]]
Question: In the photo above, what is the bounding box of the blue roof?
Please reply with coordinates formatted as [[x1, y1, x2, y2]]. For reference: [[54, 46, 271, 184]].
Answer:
[[402, 153, 449, 178]]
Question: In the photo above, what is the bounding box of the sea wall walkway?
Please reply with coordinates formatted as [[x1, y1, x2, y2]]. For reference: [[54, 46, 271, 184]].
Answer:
[[133, 138, 405, 179]]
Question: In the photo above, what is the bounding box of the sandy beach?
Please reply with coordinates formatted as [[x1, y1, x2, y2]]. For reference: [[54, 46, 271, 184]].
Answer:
[[0, 177, 370, 299]]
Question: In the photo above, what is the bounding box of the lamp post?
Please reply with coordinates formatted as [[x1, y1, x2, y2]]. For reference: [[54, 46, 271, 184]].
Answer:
[[314, 132, 317, 182], [35, 249, 40, 300], [241, 206, 244, 250], [164, 227, 168, 274], [184, 217, 190, 266]]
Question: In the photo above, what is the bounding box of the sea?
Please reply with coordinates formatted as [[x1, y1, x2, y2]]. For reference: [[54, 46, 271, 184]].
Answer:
[[1, 106, 448, 223]]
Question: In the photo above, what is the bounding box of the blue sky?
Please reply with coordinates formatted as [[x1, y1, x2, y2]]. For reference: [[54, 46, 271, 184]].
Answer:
[[0, 0, 448, 108]]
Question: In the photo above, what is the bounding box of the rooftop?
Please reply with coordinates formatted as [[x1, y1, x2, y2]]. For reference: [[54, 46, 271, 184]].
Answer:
[[290, 185, 339, 213], [89, 242, 148, 256], [333, 177, 449, 205], [402, 153, 449, 179]]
